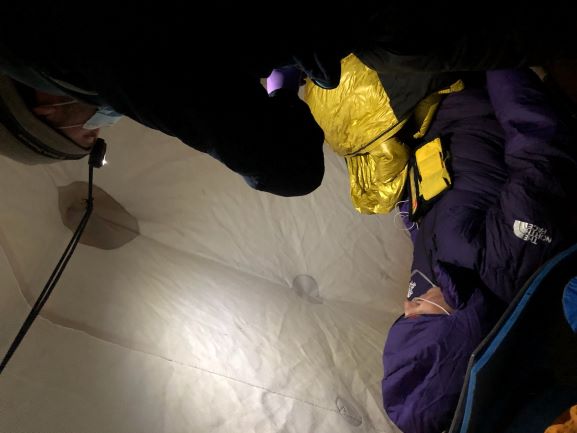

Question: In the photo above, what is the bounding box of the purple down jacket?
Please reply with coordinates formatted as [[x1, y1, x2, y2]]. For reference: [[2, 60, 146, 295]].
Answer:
[[382, 69, 577, 433]]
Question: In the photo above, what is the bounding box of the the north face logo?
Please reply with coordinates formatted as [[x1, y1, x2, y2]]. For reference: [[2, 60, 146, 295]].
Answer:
[[407, 280, 416, 298], [513, 220, 552, 244]]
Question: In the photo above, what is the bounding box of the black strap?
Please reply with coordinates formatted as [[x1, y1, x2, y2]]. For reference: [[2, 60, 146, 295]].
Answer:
[[0, 138, 106, 375]]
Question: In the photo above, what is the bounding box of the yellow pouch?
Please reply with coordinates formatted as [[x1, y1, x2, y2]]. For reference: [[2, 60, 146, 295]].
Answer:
[[408, 137, 452, 221]]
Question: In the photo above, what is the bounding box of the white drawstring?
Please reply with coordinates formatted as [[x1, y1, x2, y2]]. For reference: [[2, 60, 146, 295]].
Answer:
[[36, 100, 78, 107], [56, 123, 85, 130], [412, 297, 451, 315], [394, 199, 418, 232]]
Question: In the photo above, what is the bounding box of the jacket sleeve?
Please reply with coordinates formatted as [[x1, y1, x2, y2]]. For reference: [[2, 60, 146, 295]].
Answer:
[[95, 65, 325, 198], [479, 68, 577, 303], [207, 86, 326, 197]]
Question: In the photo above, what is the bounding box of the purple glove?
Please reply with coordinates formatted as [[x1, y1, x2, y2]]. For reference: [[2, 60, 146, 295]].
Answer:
[[266, 66, 304, 94]]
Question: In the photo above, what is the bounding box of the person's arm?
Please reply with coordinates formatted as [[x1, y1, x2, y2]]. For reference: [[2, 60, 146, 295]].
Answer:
[[214, 78, 325, 197], [479, 68, 577, 302], [91, 62, 325, 197]]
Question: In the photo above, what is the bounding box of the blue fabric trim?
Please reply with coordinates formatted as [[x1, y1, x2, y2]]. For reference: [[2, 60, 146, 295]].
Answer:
[[459, 243, 577, 433], [563, 277, 577, 333]]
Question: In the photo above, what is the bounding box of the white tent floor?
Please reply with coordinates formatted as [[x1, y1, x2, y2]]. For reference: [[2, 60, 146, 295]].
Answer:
[[0, 118, 412, 433]]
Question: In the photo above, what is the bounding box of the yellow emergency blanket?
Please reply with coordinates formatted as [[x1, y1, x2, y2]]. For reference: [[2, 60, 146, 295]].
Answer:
[[545, 405, 577, 433], [303, 54, 463, 214]]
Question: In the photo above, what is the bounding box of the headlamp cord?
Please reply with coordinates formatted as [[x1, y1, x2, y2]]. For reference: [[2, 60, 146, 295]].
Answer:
[[0, 139, 107, 376]]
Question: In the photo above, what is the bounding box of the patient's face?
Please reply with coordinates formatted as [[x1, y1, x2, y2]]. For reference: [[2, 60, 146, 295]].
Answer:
[[403, 286, 454, 318], [32, 90, 100, 148]]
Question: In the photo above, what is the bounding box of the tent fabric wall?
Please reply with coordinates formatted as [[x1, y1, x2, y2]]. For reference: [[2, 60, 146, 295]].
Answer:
[[0, 118, 412, 433]]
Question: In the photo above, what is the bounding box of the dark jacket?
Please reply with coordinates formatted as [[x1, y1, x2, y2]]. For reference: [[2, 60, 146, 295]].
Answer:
[[383, 69, 577, 433], [410, 69, 577, 305], [2, 3, 576, 196]]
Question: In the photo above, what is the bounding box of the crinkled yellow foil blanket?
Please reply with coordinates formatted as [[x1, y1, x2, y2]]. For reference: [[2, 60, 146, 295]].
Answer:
[[304, 54, 463, 214]]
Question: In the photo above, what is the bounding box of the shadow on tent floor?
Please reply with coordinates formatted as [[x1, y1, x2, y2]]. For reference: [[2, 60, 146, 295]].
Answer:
[[449, 243, 577, 433]]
